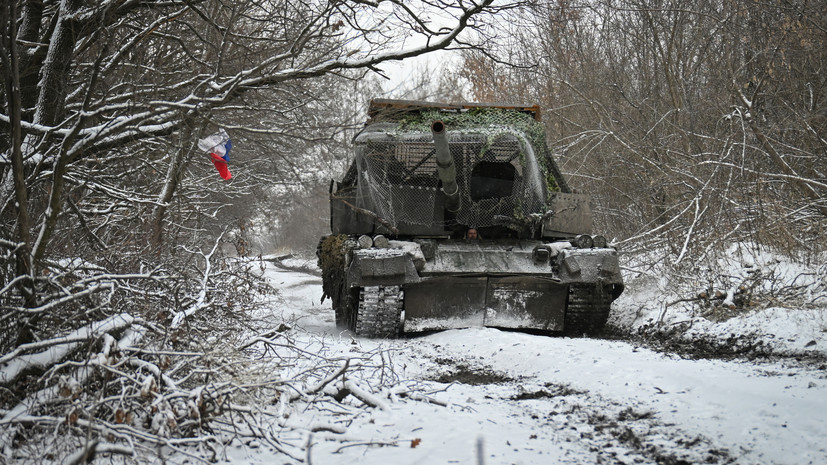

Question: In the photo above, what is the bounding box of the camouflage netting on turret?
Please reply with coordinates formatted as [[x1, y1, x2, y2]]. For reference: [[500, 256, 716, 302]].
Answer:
[[344, 107, 567, 231]]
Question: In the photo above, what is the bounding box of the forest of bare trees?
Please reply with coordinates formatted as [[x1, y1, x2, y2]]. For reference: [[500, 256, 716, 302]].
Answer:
[[456, 0, 826, 267], [0, 1, 507, 462]]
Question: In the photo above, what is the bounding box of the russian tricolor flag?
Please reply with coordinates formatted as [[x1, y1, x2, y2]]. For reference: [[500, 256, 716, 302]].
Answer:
[[198, 129, 233, 180]]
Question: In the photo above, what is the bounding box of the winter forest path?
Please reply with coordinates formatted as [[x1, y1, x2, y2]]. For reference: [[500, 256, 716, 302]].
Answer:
[[245, 260, 827, 465]]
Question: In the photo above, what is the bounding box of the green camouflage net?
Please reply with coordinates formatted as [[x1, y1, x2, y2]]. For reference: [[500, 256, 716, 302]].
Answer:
[[348, 106, 569, 231]]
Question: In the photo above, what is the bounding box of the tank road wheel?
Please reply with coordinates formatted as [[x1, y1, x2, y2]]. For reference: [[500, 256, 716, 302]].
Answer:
[[564, 285, 613, 337], [354, 286, 404, 338]]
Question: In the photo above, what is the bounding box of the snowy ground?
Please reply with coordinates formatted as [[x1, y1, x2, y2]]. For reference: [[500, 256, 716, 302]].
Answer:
[[217, 256, 827, 465], [610, 245, 827, 359]]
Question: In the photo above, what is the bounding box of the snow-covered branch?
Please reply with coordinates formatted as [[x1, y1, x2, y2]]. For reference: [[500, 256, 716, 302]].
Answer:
[[0, 313, 135, 385], [171, 230, 226, 328]]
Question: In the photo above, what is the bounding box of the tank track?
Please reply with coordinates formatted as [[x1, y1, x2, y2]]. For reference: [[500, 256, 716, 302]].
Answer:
[[354, 285, 404, 338], [564, 284, 613, 337]]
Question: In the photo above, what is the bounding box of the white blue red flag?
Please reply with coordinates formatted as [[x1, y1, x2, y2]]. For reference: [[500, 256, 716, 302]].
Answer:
[[198, 129, 233, 180]]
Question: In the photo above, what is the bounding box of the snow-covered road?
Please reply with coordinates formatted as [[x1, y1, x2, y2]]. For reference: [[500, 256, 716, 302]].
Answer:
[[236, 260, 827, 465]]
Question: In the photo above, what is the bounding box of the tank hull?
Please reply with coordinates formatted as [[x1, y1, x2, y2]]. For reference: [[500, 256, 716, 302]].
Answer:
[[403, 275, 568, 332], [319, 236, 623, 337]]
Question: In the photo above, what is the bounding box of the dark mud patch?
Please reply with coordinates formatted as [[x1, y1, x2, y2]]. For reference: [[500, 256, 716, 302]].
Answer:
[[602, 322, 827, 370], [535, 390, 737, 465], [428, 364, 513, 385], [428, 356, 457, 366], [511, 383, 584, 400], [591, 415, 733, 465]]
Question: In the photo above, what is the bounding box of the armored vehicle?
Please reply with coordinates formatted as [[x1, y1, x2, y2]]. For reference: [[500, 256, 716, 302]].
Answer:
[[318, 99, 623, 337]]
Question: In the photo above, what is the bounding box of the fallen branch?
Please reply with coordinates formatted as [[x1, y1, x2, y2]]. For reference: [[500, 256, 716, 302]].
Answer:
[[0, 325, 143, 450], [392, 389, 449, 407], [287, 359, 350, 402], [64, 440, 134, 465], [0, 313, 135, 385], [333, 440, 399, 454], [342, 380, 390, 411]]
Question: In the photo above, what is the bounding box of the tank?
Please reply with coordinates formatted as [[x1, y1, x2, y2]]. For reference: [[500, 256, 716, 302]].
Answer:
[[317, 99, 624, 337]]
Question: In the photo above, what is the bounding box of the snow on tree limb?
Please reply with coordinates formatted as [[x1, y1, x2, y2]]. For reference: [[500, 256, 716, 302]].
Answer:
[[0, 322, 144, 451], [171, 229, 225, 328], [0, 313, 135, 385], [4, 0, 499, 162], [342, 379, 391, 411], [63, 441, 135, 465]]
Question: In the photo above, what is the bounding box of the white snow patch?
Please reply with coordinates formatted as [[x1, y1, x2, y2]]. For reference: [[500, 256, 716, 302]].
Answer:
[[215, 255, 827, 465]]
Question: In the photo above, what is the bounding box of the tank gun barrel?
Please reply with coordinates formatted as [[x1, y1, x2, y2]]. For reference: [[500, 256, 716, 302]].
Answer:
[[431, 120, 461, 213]]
